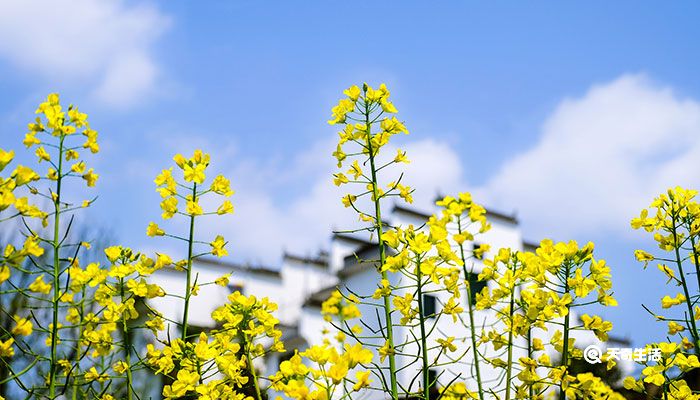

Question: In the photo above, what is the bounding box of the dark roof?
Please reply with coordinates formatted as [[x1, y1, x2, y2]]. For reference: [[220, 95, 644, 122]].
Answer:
[[195, 258, 281, 278], [268, 323, 306, 348], [391, 204, 435, 221], [393, 204, 518, 225], [339, 245, 390, 278], [522, 240, 540, 252], [332, 233, 376, 246], [338, 261, 375, 279], [342, 243, 378, 267], [303, 285, 338, 308], [283, 252, 328, 267]]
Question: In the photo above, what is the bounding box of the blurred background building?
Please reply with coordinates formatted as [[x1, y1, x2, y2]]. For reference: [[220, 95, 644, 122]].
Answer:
[[147, 201, 634, 398]]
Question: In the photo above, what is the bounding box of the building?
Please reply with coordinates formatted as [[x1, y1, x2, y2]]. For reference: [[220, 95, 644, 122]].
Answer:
[[147, 202, 631, 398]]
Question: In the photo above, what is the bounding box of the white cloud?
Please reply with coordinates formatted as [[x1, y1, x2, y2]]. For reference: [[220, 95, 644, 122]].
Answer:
[[400, 139, 466, 205], [199, 138, 467, 264], [477, 74, 700, 239], [165, 74, 700, 265], [0, 0, 169, 107]]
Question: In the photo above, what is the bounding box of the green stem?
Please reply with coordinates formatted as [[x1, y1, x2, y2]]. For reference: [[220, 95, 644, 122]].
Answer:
[[671, 218, 700, 351], [72, 288, 87, 400], [120, 278, 134, 400], [181, 183, 197, 341], [338, 311, 350, 399], [49, 135, 65, 399], [245, 339, 263, 400], [456, 219, 484, 400], [415, 256, 430, 400], [558, 262, 572, 400], [662, 368, 670, 400], [364, 99, 399, 400], [687, 235, 700, 311], [527, 327, 533, 400], [504, 260, 516, 400]]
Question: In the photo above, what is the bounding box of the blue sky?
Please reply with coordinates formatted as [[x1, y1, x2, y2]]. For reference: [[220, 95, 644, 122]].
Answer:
[[2, 0, 700, 348]]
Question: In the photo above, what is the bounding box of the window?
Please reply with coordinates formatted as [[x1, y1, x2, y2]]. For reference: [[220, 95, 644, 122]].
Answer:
[[278, 351, 295, 368], [472, 242, 485, 260], [427, 369, 438, 393], [465, 272, 487, 306], [183, 325, 210, 343], [161, 325, 212, 396], [229, 283, 244, 294], [422, 294, 437, 318]]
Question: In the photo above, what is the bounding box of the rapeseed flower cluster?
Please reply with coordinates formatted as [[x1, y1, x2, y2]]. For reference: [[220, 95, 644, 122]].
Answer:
[[146, 291, 283, 399], [145, 151, 270, 400], [625, 187, 700, 398], [268, 343, 373, 400], [328, 84, 626, 400], [330, 84, 490, 400], [623, 342, 699, 396], [148, 150, 235, 341], [328, 83, 412, 400], [470, 241, 618, 399], [434, 193, 491, 399], [0, 93, 111, 399]]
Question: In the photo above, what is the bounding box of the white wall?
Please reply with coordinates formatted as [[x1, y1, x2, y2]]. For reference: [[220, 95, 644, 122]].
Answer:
[[279, 257, 337, 325], [147, 260, 283, 339], [143, 203, 627, 399]]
